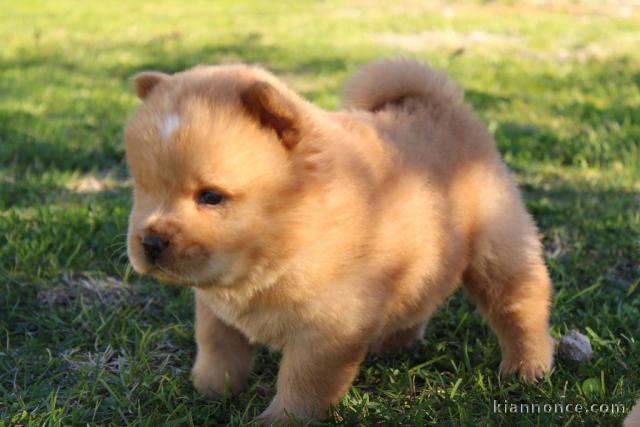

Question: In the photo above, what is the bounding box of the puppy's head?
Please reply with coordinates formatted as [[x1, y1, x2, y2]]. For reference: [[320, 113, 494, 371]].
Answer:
[[124, 65, 315, 287]]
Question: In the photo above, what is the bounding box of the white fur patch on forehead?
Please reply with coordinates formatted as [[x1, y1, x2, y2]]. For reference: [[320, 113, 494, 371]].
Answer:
[[159, 113, 180, 143]]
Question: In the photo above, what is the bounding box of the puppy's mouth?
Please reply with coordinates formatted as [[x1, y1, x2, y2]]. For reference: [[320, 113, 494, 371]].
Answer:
[[146, 264, 198, 287], [133, 249, 227, 288]]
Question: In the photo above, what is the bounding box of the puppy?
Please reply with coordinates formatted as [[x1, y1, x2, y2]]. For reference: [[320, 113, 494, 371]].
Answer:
[[125, 59, 554, 423]]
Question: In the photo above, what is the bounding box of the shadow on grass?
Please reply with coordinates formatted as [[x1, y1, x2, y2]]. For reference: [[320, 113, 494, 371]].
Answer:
[[0, 109, 126, 173], [465, 88, 511, 111]]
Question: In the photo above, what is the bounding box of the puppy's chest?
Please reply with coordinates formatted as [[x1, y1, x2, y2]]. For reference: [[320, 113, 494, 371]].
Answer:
[[199, 291, 296, 349]]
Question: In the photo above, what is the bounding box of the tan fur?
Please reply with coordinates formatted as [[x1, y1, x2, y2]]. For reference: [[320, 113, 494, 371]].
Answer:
[[626, 401, 640, 427], [125, 58, 554, 423]]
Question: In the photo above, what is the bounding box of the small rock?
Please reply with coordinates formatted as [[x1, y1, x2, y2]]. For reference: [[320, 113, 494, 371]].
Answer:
[[558, 330, 593, 363]]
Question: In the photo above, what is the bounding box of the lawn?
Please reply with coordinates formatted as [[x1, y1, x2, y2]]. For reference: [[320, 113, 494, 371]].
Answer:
[[0, 1, 638, 425]]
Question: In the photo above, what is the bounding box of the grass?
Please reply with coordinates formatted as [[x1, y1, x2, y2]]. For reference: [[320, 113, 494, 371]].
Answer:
[[0, 1, 638, 425]]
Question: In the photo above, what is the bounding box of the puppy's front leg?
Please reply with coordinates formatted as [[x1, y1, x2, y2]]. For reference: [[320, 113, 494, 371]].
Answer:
[[259, 339, 367, 424], [191, 290, 255, 398]]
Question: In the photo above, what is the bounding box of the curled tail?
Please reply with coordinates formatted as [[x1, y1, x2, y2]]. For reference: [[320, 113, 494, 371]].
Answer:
[[342, 58, 464, 112]]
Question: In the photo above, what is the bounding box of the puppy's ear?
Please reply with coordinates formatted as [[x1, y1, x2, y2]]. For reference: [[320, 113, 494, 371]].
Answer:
[[241, 81, 299, 149], [132, 71, 170, 99]]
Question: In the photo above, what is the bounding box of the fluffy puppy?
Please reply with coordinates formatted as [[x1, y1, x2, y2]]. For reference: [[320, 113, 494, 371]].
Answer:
[[124, 59, 554, 423]]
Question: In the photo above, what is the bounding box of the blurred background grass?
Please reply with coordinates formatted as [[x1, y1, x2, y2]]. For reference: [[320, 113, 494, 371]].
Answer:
[[1, 1, 638, 425]]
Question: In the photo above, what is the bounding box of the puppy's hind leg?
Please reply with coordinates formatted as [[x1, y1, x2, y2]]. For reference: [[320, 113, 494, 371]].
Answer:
[[463, 215, 554, 383]]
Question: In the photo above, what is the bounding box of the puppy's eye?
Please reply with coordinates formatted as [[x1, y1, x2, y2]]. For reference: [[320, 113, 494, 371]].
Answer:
[[197, 190, 224, 206]]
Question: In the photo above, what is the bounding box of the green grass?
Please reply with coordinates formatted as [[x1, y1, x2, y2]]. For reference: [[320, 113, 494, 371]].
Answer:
[[1, 1, 638, 425]]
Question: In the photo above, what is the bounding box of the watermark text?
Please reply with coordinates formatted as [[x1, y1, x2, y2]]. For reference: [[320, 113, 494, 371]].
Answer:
[[493, 400, 626, 415]]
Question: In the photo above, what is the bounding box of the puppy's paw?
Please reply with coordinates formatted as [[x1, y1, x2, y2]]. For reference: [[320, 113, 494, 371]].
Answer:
[[499, 335, 554, 384], [191, 362, 241, 399], [256, 409, 285, 426], [191, 366, 225, 399], [256, 407, 293, 426], [257, 396, 316, 426], [499, 358, 550, 383]]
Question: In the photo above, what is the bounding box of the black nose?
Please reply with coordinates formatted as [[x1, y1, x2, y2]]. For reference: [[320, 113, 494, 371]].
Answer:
[[142, 235, 169, 263]]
